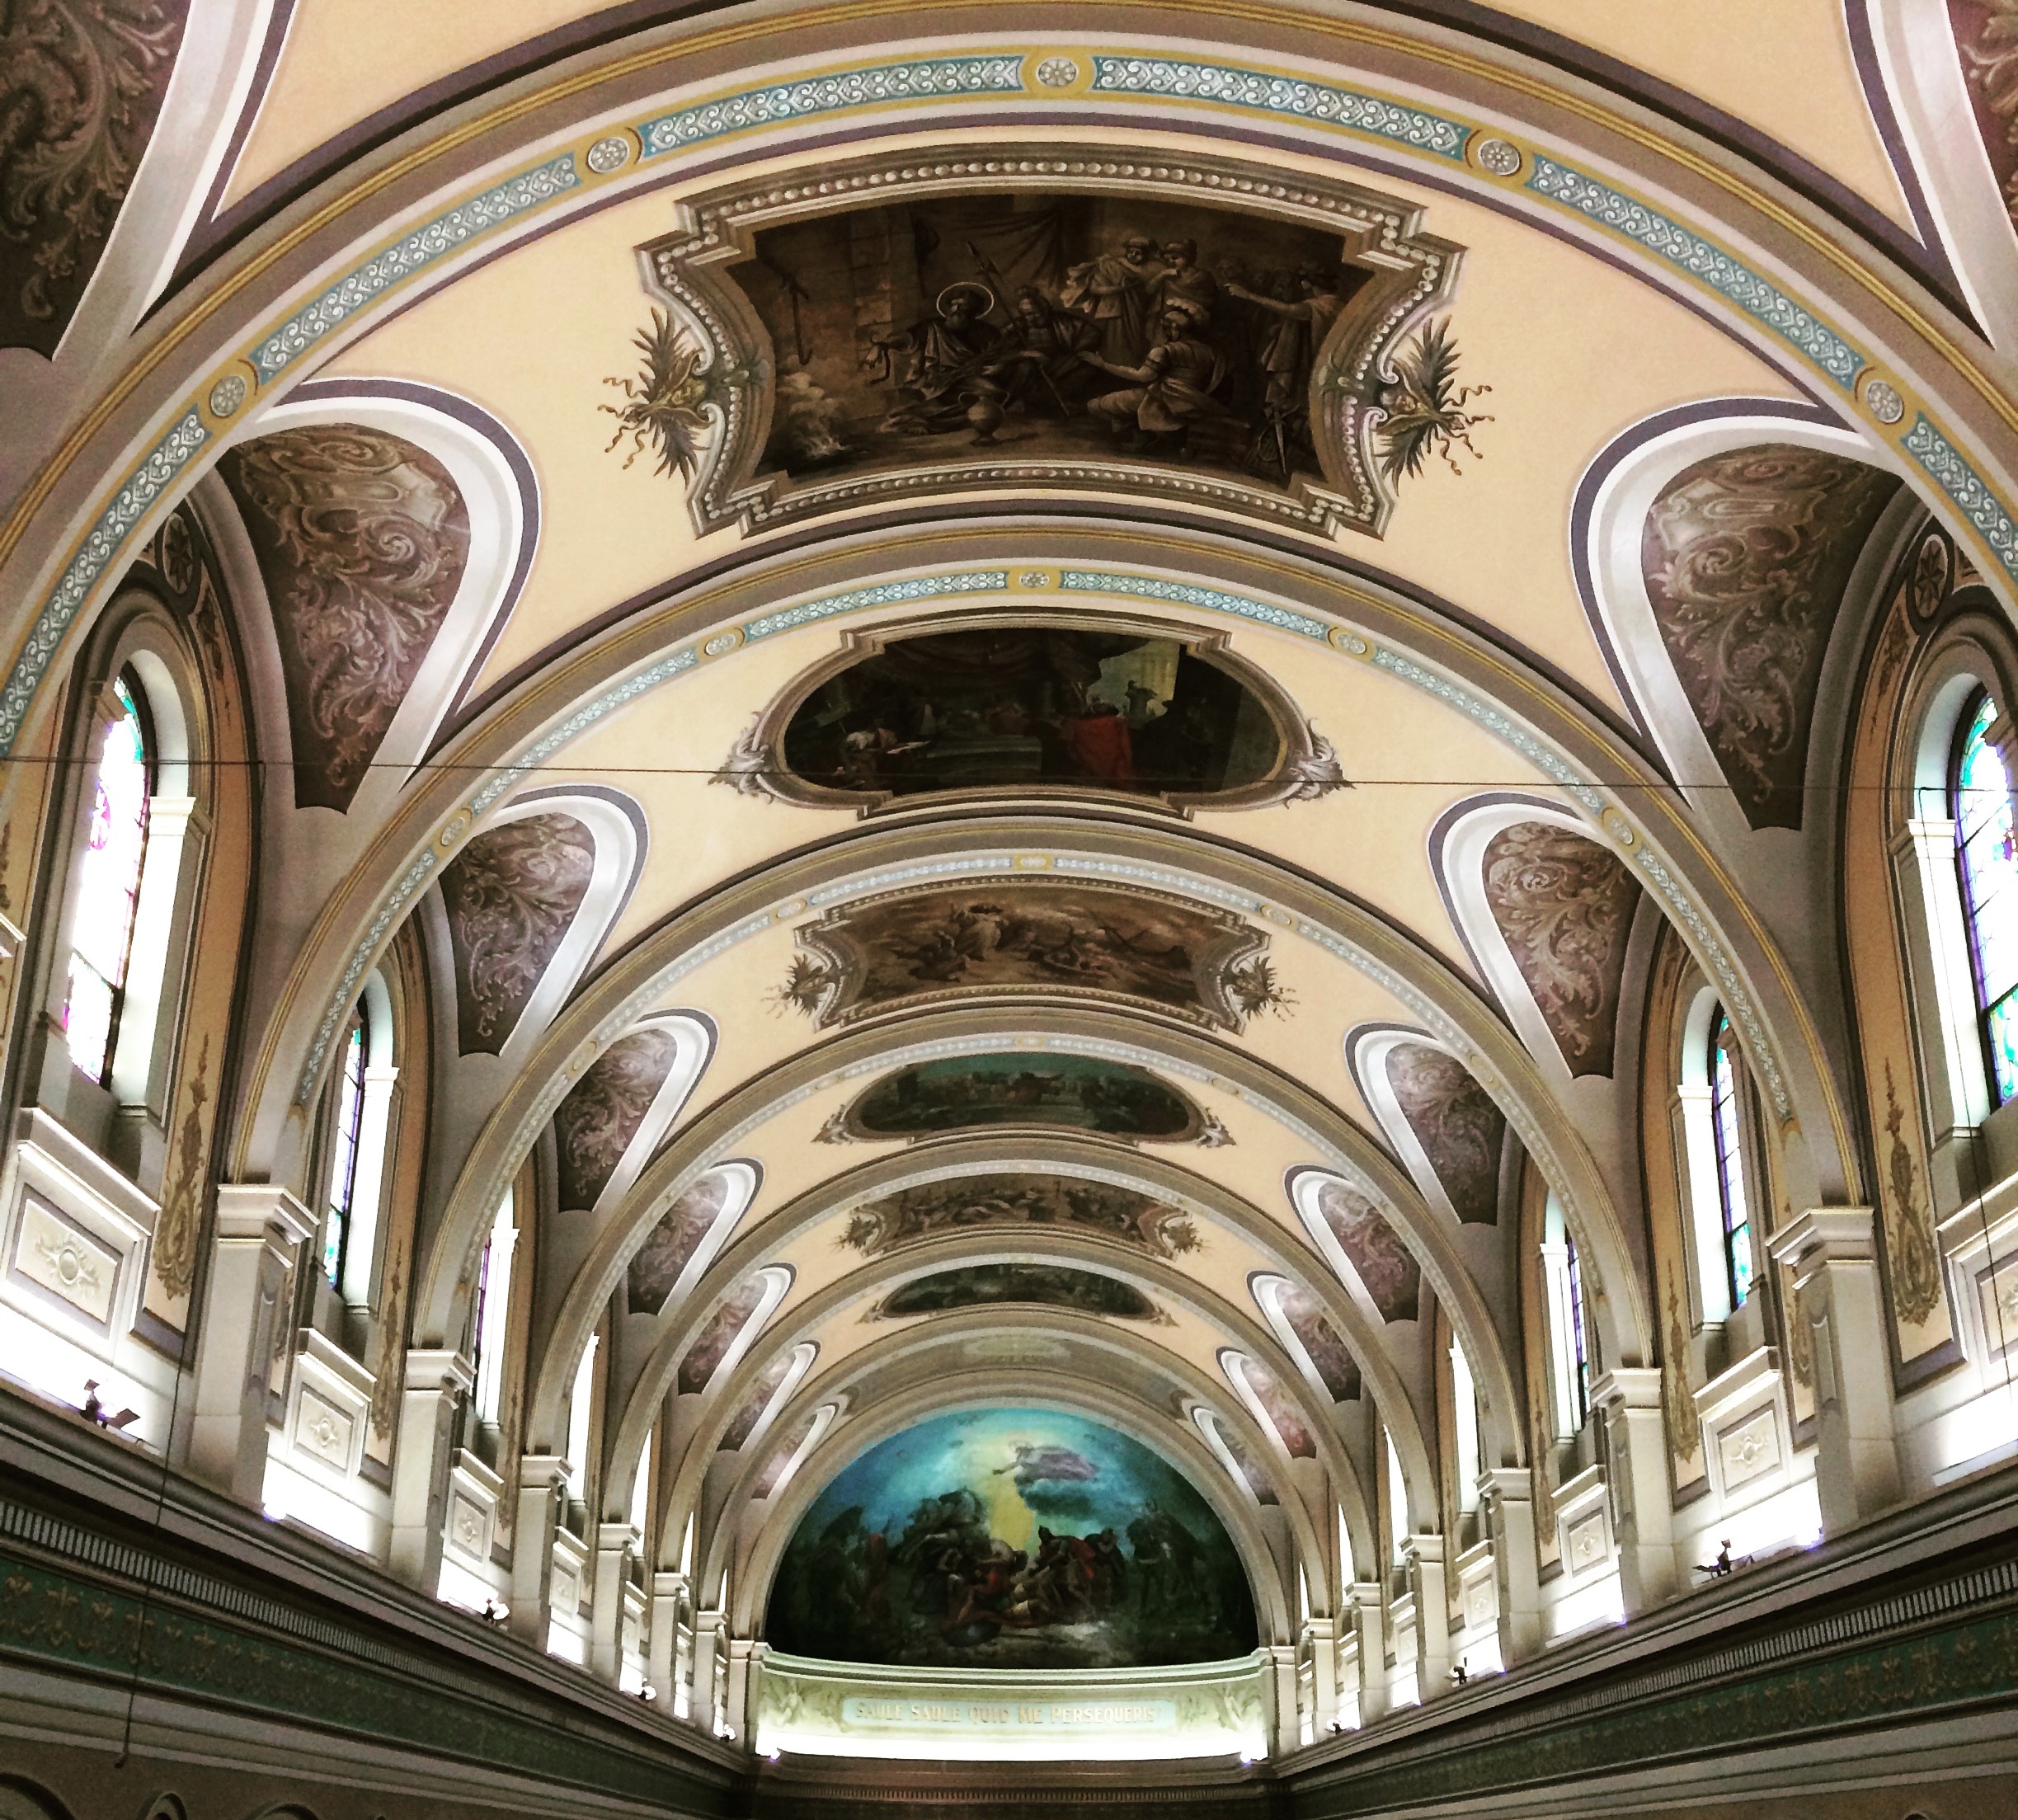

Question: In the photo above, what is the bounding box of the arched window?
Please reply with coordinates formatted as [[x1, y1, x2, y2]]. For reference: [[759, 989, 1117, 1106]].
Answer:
[[469, 1188, 517, 1428], [63, 673, 152, 1084], [313, 970, 397, 1318], [1951, 691, 2018, 1104], [1541, 1192, 1590, 1434], [321, 1002, 370, 1284], [1708, 1010, 1755, 1310]]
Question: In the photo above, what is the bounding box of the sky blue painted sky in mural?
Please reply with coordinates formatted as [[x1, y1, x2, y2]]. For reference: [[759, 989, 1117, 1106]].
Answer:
[[798, 1405, 1227, 1554]]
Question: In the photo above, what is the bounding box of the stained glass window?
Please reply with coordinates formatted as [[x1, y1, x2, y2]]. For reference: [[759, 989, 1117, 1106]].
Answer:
[[1710, 1010, 1754, 1310], [1564, 1231, 1590, 1427], [63, 675, 151, 1084], [322, 1004, 369, 1285], [1953, 692, 2018, 1103]]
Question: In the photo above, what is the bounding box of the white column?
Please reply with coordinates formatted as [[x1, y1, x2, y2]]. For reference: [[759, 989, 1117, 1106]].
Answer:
[[1538, 1239, 1579, 1433], [1400, 1535, 1451, 1698], [388, 1347, 472, 1589], [592, 1521, 640, 1684], [1481, 1466, 1542, 1665], [510, 1456, 571, 1651], [648, 1569, 689, 1706], [1347, 1582, 1388, 1724], [726, 1636, 764, 1744], [1264, 1641, 1298, 1755], [1304, 1615, 1337, 1736], [187, 1185, 316, 1503], [1591, 1367, 1677, 1613], [1770, 1208, 1903, 1534], [692, 1607, 727, 1733]]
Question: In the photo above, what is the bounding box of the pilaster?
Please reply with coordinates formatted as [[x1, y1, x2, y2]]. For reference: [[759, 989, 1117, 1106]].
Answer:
[[510, 1456, 571, 1651], [186, 1185, 315, 1503], [1770, 1208, 1902, 1534], [1481, 1465, 1542, 1664], [387, 1347, 472, 1589], [1592, 1366, 1677, 1613]]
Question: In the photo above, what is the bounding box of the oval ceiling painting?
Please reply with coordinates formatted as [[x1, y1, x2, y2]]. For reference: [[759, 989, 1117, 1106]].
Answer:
[[765, 1406, 1256, 1670], [835, 1051, 1211, 1144], [743, 623, 1342, 811]]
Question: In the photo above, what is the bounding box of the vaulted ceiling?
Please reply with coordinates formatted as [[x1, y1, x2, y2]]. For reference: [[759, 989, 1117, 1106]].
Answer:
[[2, 0, 2009, 1645]]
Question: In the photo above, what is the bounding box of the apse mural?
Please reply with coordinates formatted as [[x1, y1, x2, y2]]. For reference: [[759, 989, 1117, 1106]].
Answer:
[[831, 1051, 1211, 1145], [766, 1407, 1257, 1669], [1640, 444, 1897, 830], [219, 425, 471, 811], [874, 1263, 1160, 1321], [776, 881, 1291, 1031], [1480, 821, 1641, 1079], [737, 625, 1344, 811], [839, 1173, 1199, 1260]]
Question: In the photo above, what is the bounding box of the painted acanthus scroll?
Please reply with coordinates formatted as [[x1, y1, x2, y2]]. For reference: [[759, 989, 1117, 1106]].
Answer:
[[553, 1027, 675, 1210], [1481, 821, 1641, 1079], [220, 425, 471, 811], [1385, 1042, 1506, 1225], [1640, 444, 1897, 830], [439, 813, 595, 1056], [0, 0, 186, 355]]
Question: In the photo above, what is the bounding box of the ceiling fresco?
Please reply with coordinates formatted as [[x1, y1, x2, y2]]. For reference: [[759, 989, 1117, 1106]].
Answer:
[[826, 1052, 1223, 1146], [873, 1263, 1163, 1323], [745, 622, 1344, 812], [837, 1174, 1202, 1262], [764, 1406, 1258, 1669], [776, 881, 1293, 1032], [632, 162, 1470, 537]]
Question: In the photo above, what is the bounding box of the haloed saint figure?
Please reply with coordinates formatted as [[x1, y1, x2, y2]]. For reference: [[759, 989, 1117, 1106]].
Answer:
[[765, 1407, 1257, 1670]]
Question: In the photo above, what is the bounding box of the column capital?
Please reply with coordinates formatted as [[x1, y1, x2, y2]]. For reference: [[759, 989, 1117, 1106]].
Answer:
[[1768, 1206, 1879, 1283], [404, 1347, 474, 1394], [1348, 1579, 1385, 1610], [1480, 1465, 1533, 1507], [1590, 1366, 1663, 1409], [214, 1183, 317, 1245], [599, 1520, 642, 1552], [519, 1453, 575, 1491], [1399, 1531, 1446, 1568]]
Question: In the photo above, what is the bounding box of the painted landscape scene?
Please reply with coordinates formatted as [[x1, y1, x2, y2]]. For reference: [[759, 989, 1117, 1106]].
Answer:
[[765, 1407, 1257, 1669]]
